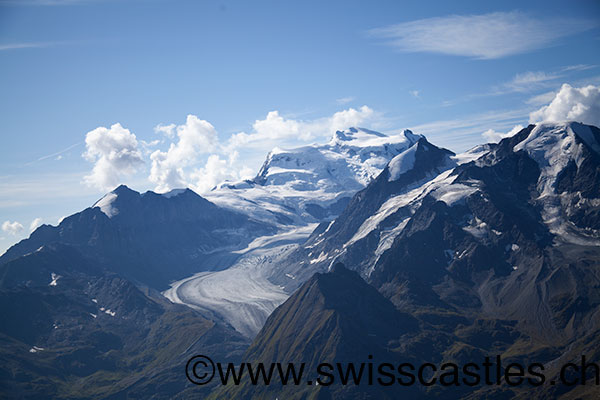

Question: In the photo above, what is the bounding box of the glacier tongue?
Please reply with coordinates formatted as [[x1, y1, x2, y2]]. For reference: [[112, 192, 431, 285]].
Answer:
[[162, 226, 317, 338], [163, 127, 425, 337]]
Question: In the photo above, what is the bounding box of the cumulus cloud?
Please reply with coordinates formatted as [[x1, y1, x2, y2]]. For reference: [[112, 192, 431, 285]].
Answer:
[[148, 107, 379, 193], [529, 84, 600, 126], [149, 115, 219, 192], [229, 111, 303, 148], [83, 123, 144, 191], [228, 106, 376, 149], [154, 123, 176, 138], [190, 153, 254, 193], [328, 106, 376, 134], [29, 217, 43, 232], [2, 220, 24, 235], [482, 124, 524, 143], [369, 12, 596, 59]]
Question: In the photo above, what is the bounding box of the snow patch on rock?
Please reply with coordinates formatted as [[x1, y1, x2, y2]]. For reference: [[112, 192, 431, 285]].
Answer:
[[49, 273, 60, 287], [93, 192, 119, 218], [29, 346, 44, 353], [388, 144, 417, 181], [162, 188, 187, 198]]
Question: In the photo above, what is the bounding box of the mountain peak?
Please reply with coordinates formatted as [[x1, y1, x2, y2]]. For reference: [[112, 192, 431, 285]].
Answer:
[[329, 261, 349, 274], [388, 136, 455, 182], [513, 122, 600, 155], [402, 128, 422, 143], [112, 184, 137, 195], [91, 185, 139, 218], [92, 187, 204, 219], [233, 261, 417, 399]]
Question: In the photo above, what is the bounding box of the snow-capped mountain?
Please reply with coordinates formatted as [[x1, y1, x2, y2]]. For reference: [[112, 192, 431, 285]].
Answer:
[[205, 127, 422, 226], [270, 122, 600, 352], [270, 134, 462, 286], [156, 127, 425, 338], [512, 122, 600, 245], [0, 127, 424, 341], [274, 122, 600, 288], [237, 122, 600, 399]]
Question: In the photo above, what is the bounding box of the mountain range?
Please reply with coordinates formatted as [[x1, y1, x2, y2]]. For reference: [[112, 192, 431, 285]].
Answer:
[[1, 122, 599, 399]]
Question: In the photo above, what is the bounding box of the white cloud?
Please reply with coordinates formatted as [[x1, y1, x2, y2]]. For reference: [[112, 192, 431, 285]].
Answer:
[[328, 106, 376, 133], [529, 84, 600, 126], [229, 111, 303, 148], [146, 107, 379, 193], [227, 106, 376, 150], [561, 64, 597, 73], [444, 66, 597, 107], [482, 124, 524, 143], [369, 12, 596, 59], [2, 220, 24, 235], [336, 96, 355, 105], [29, 217, 43, 232], [502, 71, 559, 93], [83, 123, 144, 191], [190, 154, 254, 194], [409, 90, 420, 98], [154, 123, 176, 138], [149, 115, 219, 193], [139, 139, 160, 156]]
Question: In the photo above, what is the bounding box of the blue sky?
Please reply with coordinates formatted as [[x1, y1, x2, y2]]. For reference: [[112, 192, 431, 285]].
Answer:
[[1, 0, 600, 253]]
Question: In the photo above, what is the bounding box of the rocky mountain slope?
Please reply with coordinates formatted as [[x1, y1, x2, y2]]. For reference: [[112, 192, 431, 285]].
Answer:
[[212, 264, 420, 399], [0, 126, 422, 398], [2, 122, 599, 399], [0, 243, 249, 399]]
